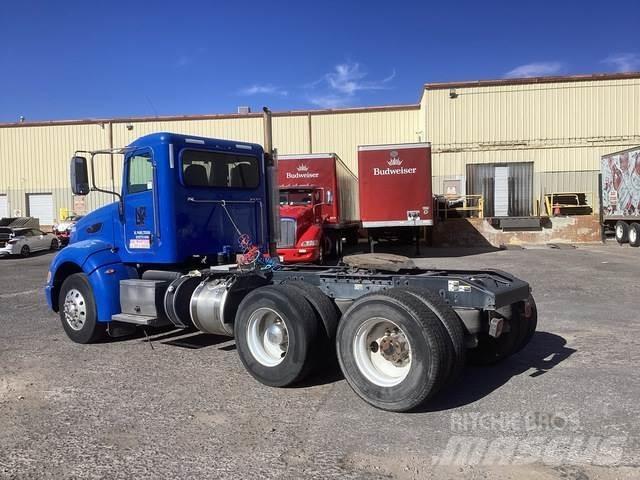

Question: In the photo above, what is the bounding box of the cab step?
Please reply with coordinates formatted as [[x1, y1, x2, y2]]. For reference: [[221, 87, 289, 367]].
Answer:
[[111, 313, 169, 326]]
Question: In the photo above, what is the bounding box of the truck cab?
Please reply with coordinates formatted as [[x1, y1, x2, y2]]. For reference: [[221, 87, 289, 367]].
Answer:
[[277, 188, 324, 263], [45, 132, 274, 327]]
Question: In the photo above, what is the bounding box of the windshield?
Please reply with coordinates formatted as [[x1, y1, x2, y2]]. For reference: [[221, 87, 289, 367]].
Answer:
[[181, 150, 260, 189], [280, 189, 315, 206]]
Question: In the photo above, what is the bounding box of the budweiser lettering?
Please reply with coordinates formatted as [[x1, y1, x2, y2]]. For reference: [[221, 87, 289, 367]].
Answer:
[[286, 171, 320, 179], [373, 166, 417, 176]]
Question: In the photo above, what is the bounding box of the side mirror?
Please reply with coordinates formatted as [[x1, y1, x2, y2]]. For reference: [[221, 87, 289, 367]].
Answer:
[[326, 190, 333, 205], [70, 156, 90, 195]]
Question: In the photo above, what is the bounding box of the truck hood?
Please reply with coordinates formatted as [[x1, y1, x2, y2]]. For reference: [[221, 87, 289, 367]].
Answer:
[[279, 204, 313, 221]]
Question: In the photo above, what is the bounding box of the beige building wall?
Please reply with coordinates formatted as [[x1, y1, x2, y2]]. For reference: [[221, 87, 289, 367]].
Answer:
[[422, 74, 640, 211], [0, 106, 419, 225], [1, 73, 639, 225]]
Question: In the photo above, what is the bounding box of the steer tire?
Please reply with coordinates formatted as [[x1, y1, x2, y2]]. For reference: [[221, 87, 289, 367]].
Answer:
[[629, 223, 640, 248], [234, 285, 319, 387], [615, 221, 629, 244], [336, 289, 450, 412], [58, 273, 105, 344], [401, 287, 466, 386], [20, 245, 30, 257]]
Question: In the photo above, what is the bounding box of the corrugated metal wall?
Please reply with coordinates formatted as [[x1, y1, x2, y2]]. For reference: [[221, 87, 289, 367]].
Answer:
[[0, 123, 114, 221], [311, 109, 421, 172], [2, 75, 640, 225], [0, 107, 419, 224], [424, 77, 640, 210]]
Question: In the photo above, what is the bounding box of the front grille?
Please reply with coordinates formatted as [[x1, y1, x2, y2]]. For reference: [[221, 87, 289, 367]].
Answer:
[[277, 218, 296, 248]]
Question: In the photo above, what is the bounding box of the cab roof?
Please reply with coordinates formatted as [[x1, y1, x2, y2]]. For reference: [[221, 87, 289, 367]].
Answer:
[[129, 132, 263, 155]]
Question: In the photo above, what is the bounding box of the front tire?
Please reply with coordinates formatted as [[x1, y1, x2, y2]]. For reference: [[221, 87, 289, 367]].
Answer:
[[234, 285, 320, 387], [615, 221, 629, 244], [58, 273, 105, 344], [50, 238, 59, 250], [629, 223, 640, 247], [336, 289, 450, 412], [20, 245, 30, 257]]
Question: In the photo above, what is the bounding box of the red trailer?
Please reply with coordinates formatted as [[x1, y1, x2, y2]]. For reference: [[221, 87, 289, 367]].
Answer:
[[358, 143, 433, 247], [277, 153, 359, 263]]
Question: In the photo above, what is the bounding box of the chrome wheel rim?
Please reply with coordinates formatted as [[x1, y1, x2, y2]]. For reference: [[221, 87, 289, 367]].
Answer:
[[616, 224, 624, 240], [353, 318, 412, 387], [630, 228, 637, 244], [63, 288, 87, 331], [246, 307, 289, 367]]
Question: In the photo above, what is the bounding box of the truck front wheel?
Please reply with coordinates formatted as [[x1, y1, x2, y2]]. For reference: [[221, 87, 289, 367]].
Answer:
[[234, 285, 320, 387], [336, 289, 450, 412], [58, 273, 105, 344]]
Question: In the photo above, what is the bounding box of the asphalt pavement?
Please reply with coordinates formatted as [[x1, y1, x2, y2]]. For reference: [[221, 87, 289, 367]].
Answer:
[[1, 244, 639, 479]]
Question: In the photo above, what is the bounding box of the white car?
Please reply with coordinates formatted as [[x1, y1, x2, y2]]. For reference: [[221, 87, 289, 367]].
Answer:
[[0, 228, 59, 257]]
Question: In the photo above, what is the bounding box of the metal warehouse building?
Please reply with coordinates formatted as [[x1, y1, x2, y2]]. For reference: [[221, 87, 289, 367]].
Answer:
[[1, 72, 639, 227]]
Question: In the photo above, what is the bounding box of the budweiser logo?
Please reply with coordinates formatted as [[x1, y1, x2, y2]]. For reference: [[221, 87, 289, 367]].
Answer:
[[388, 151, 402, 166], [286, 162, 319, 179], [374, 151, 416, 176]]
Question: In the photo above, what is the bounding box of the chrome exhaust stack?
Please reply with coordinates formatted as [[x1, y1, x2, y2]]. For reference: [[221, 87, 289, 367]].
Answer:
[[263, 107, 280, 258]]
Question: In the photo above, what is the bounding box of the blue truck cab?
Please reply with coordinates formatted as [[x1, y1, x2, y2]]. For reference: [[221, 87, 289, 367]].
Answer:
[[45, 132, 272, 325]]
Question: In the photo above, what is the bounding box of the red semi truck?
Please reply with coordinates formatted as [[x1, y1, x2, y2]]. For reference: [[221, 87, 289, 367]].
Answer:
[[358, 143, 433, 248], [277, 153, 359, 263]]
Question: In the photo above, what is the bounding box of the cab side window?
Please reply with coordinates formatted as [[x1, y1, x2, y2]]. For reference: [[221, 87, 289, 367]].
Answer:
[[127, 153, 153, 194]]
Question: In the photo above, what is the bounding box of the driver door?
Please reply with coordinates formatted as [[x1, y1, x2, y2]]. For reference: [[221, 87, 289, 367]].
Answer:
[[122, 149, 157, 260]]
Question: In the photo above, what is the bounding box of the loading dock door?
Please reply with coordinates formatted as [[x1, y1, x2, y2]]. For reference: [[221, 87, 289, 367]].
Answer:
[[0, 195, 7, 218], [494, 166, 510, 216], [27, 193, 54, 225], [467, 162, 533, 217]]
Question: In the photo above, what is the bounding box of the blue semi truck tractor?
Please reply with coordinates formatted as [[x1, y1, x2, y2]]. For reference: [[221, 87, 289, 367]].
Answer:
[[44, 108, 537, 412]]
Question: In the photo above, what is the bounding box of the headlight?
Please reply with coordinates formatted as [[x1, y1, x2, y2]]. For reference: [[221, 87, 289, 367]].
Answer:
[[300, 240, 319, 247]]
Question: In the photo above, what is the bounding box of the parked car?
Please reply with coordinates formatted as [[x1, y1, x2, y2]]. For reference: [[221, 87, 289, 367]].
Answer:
[[52, 215, 84, 246], [0, 228, 59, 257]]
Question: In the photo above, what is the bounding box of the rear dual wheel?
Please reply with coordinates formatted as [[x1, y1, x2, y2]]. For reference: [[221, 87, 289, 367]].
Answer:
[[616, 221, 629, 244], [336, 288, 465, 412], [629, 223, 640, 247], [234, 285, 327, 387]]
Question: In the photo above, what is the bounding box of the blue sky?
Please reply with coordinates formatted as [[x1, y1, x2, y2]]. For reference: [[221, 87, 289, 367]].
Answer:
[[1, 0, 639, 122]]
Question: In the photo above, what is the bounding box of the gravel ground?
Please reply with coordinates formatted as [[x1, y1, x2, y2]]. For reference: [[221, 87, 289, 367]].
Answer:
[[1, 243, 639, 479]]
